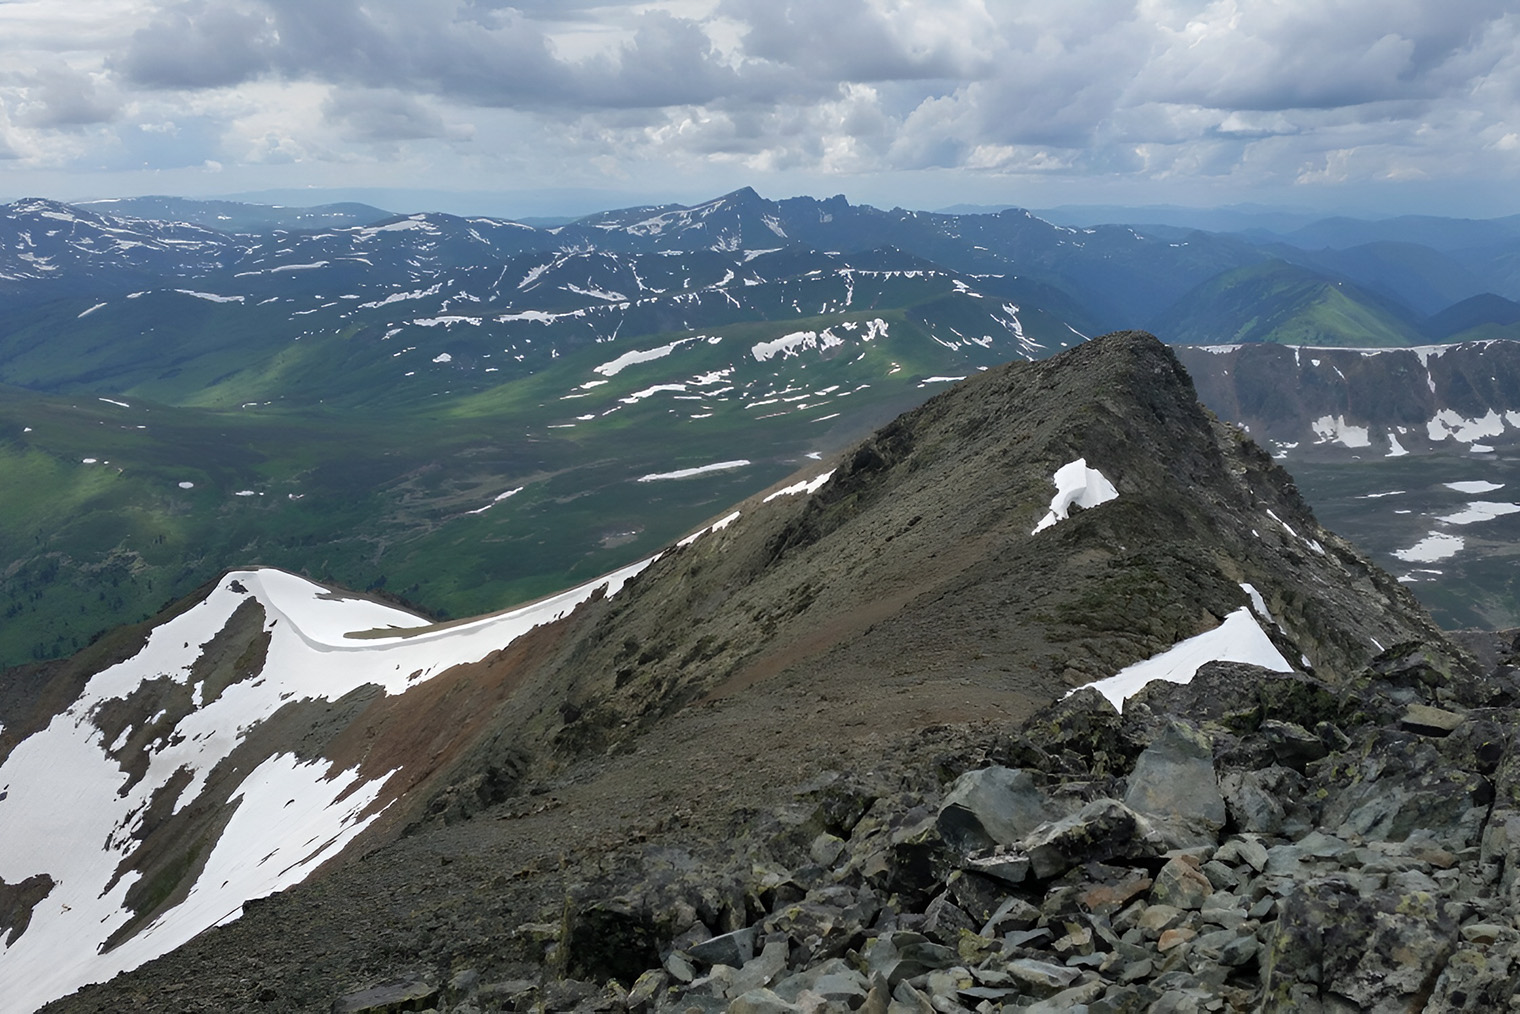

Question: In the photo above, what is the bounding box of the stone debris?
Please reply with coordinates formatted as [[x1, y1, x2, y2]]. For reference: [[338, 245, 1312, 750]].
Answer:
[[335, 645, 1520, 1013]]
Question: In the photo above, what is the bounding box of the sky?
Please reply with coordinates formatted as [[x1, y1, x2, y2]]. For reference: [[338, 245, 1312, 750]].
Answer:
[[1, 0, 1518, 219]]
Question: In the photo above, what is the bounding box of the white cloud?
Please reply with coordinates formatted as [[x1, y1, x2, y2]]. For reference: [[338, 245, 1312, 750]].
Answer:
[[0, 0, 1517, 212]]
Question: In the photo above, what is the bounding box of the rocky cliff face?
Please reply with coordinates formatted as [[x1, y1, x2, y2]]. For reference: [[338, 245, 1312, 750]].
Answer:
[[0, 332, 1472, 1012], [1174, 340, 1520, 461]]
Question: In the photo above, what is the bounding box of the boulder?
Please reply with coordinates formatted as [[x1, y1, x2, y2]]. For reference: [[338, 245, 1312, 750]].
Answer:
[[936, 766, 1051, 852], [1262, 879, 1458, 1013], [1123, 721, 1226, 830], [1021, 798, 1162, 879]]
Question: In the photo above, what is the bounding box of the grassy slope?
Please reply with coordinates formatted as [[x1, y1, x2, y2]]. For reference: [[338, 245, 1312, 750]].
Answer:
[[1152, 261, 1424, 347], [0, 297, 1038, 669]]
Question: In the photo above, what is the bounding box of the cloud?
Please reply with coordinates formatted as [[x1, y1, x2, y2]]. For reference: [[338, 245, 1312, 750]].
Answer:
[[117, 1, 276, 89], [323, 89, 472, 142], [1, 0, 1519, 208], [16, 65, 117, 128]]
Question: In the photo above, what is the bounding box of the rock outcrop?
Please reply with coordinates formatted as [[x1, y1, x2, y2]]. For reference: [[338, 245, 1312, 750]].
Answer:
[[387, 644, 1516, 1014]]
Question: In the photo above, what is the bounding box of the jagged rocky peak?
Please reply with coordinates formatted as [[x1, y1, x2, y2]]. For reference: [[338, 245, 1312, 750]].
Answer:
[[3, 329, 1471, 1013]]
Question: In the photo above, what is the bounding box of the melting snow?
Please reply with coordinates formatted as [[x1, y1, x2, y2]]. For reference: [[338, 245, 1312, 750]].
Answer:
[[1310, 415, 1371, 449], [1428, 409, 1506, 444], [0, 559, 658, 1012], [1073, 608, 1295, 709], [1032, 459, 1119, 534], [751, 329, 844, 362], [1394, 533, 1465, 563], [1436, 502, 1520, 525], [1446, 480, 1504, 494], [762, 470, 835, 503], [1386, 433, 1408, 457], [637, 460, 751, 482], [432, 353, 453, 364], [677, 511, 742, 547], [178, 481, 194, 489], [98, 398, 130, 409], [465, 486, 525, 515], [174, 290, 244, 304], [77, 302, 107, 318], [593, 336, 704, 377]]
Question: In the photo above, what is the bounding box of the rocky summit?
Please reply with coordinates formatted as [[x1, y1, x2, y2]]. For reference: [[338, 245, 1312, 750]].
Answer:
[[2, 331, 1506, 1013]]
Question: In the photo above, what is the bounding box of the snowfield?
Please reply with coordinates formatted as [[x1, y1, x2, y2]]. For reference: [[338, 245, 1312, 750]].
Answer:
[[0, 558, 659, 1013], [1074, 584, 1297, 708]]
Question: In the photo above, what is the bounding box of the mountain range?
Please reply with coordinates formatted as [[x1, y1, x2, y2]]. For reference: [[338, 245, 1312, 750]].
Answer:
[[3, 190, 1520, 675], [3, 182, 1520, 1011]]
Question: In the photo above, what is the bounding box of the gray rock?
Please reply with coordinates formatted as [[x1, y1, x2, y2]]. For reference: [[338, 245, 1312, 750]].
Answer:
[[1260, 719, 1329, 768], [772, 959, 869, 1006], [727, 987, 803, 1014], [625, 969, 668, 1010], [888, 980, 937, 1013], [1123, 721, 1226, 830], [1422, 945, 1520, 1012], [1261, 880, 1458, 1013], [959, 848, 1030, 885], [686, 925, 756, 968], [1200, 860, 1240, 891], [809, 832, 848, 868], [1219, 770, 1288, 834], [936, 766, 1051, 852], [1149, 857, 1214, 911], [1020, 975, 1104, 1012], [730, 940, 790, 997], [1219, 933, 1259, 967], [922, 894, 976, 943], [331, 981, 440, 1014], [1402, 703, 1465, 735], [861, 932, 958, 987], [1022, 798, 1161, 879], [1214, 836, 1269, 872], [1005, 957, 1081, 993], [665, 950, 696, 983]]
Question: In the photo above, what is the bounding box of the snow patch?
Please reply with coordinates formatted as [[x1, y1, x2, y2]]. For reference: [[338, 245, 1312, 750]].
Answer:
[[1073, 608, 1295, 709], [1436, 502, 1520, 526], [762, 470, 835, 502], [1310, 415, 1371, 449], [1446, 480, 1504, 494], [593, 336, 704, 376], [174, 289, 244, 304], [1394, 533, 1465, 563], [1032, 459, 1119, 534], [638, 460, 751, 482], [752, 329, 843, 362], [1428, 409, 1507, 444]]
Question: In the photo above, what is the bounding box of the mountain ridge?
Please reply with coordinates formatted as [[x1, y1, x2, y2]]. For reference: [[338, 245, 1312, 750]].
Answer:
[[1, 331, 1460, 1012]]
